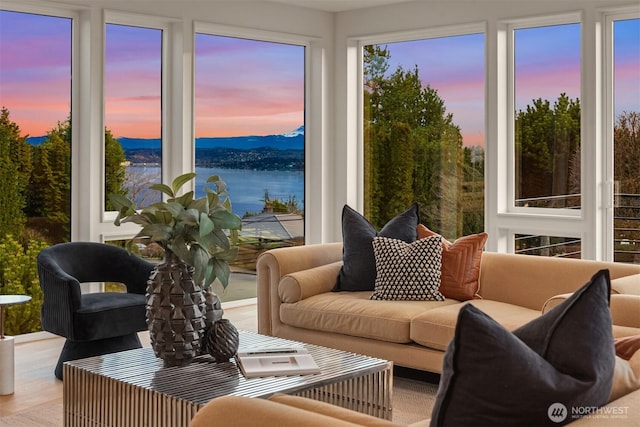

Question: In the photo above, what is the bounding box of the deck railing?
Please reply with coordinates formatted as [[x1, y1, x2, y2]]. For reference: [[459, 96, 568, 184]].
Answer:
[[514, 193, 640, 264]]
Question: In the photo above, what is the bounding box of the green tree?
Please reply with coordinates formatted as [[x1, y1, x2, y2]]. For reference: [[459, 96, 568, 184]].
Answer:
[[514, 94, 581, 208], [614, 111, 640, 195], [363, 46, 466, 238], [27, 119, 72, 241], [0, 235, 48, 335], [0, 107, 30, 239], [613, 111, 640, 262], [105, 128, 128, 210], [24, 117, 128, 242]]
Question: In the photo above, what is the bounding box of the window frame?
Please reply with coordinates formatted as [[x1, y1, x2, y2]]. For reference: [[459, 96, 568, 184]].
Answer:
[[101, 11, 173, 225], [353, 22, 487, 226], [505, 12, 583, 218], [603, 8, 640, 261], [0, 1, 79, 238], [193, 21, 315, 239]]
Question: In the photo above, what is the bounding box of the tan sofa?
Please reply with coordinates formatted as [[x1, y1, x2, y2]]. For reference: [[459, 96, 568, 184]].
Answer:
[[256, 242, 640, 374], [190, 391, 640, 426], [189, 244, 640, 426]]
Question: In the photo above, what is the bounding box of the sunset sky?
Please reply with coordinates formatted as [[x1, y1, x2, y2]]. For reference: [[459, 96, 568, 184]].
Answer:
[[0, 10, 638, 147]]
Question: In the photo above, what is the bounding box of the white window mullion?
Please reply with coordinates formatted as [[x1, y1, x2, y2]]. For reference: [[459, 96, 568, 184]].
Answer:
[[581, 8, 604, 260]]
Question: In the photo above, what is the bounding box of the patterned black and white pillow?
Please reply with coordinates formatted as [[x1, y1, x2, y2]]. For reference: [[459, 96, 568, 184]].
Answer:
[[371, 236, 444, 301]]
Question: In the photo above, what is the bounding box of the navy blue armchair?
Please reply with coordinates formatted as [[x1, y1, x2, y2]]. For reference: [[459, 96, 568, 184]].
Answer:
[[37, 242, 154, 379]]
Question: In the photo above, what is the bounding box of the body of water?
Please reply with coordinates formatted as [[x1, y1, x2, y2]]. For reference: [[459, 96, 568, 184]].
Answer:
[[127, 165, 304, 217]]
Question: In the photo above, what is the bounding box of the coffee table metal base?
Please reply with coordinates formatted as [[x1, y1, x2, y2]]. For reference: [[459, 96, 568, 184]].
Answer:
[[63, 332, 392, 426]]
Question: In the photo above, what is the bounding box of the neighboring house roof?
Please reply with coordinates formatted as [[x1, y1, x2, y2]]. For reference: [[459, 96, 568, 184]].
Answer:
[[240, 212, 303, 241]]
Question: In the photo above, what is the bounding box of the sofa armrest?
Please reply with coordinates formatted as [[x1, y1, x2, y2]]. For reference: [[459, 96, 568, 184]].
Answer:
[[257, 243, 343, 335], [610, 294, 640, 329], [268, 394, 398, 427], [279, 261, 343, 303], [611, 274, 640, 295], [189, 395, 367, 427], [543, 293, 640, 329]]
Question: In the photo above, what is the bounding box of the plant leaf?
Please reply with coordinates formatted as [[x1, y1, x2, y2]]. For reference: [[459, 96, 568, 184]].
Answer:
[[169, 235, 192, 265], [191, 245, 209, 285], [172, 172, 197, 194], [177, 208, 200, 227], [215, 247, 238, 262], [210, 229, 231, 251], [212, 209, 242, 230], [207, 191, 220, 209], [210, 257, 231, 289], [188, 196, 208, 213], [109, 193, 135, 211], [174, 191, 194, 207], [164, 201, 185, 218], [150, 183, 174, 198], [199, 212, 215, 237], [139, 223, 173, 243]]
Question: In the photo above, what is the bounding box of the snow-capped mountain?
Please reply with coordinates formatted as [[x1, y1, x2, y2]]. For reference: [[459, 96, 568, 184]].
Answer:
[[283, 125, 304, 137]]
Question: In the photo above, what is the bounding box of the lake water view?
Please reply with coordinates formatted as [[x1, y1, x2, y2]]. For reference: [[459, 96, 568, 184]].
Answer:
[[127, 165, 304, 217]]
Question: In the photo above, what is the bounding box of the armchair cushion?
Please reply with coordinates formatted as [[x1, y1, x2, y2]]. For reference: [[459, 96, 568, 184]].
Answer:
[[75, 292, 147, 341]]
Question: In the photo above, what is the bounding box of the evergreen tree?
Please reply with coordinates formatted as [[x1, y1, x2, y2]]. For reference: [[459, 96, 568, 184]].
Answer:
[[27, 119, 72, 241], [614, 111, 640, 195], [105, 128, 128, 210], [514, 94, 580, 208], [613, 111, 640, 261], [363, 46, 465, 237], [0, 107, 29, 238]]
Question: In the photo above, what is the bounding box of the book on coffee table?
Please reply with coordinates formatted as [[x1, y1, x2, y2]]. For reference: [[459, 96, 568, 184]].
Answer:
[[236, 347, 321, 378]]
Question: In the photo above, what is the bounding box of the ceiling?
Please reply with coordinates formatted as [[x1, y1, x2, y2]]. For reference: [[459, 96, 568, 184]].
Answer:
[[269, 0, 413, 12]]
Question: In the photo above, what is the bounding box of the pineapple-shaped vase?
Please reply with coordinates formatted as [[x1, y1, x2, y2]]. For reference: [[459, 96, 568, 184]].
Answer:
[[146, 250, 206, 367]]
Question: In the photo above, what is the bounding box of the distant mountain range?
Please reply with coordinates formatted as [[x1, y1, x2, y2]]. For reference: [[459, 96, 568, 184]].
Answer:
[[26, 125, 304, 151]]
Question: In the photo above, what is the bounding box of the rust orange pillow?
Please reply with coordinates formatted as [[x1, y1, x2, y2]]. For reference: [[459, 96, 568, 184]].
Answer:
[[615, 335, 640, 360], [417, 224, 488, 301]]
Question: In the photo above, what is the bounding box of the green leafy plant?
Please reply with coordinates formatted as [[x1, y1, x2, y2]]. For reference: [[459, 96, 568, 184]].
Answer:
[[0, 235, 48, 335], [109, 173, 242, 289]]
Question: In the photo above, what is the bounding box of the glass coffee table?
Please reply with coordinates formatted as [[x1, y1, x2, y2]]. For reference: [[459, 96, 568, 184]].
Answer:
[[63, 330, 393, 426]]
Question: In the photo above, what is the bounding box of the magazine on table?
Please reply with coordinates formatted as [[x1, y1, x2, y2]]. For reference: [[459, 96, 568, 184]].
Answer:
[[236, 346, 321, 378]]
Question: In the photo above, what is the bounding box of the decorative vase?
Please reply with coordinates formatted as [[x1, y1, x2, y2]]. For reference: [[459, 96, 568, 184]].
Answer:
[[204, 318, 240, 362], [146, 250, 206, 367], [200, 288, 224, 355]]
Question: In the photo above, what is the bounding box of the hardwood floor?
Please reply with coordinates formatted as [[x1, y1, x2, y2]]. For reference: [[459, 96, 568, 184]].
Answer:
[[0, 303, 258, 419]]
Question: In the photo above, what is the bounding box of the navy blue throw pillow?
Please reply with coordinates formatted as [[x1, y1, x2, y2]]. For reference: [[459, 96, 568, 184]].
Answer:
[[333, 203, 419, 292], [430, 269, 615, 426]]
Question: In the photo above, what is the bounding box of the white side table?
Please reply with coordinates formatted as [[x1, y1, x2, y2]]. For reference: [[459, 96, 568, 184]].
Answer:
[[0, 294, 32, 395]]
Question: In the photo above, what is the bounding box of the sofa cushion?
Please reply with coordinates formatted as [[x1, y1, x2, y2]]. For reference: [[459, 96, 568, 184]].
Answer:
[[410, 299, 540, 351], [333, 203, 419, 292], [371, 236, 444, 301], [610, 352, 640, 402], [430, 269, 615, 426], [280, 291, 458, 343], [417, 225, 488, 301]]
